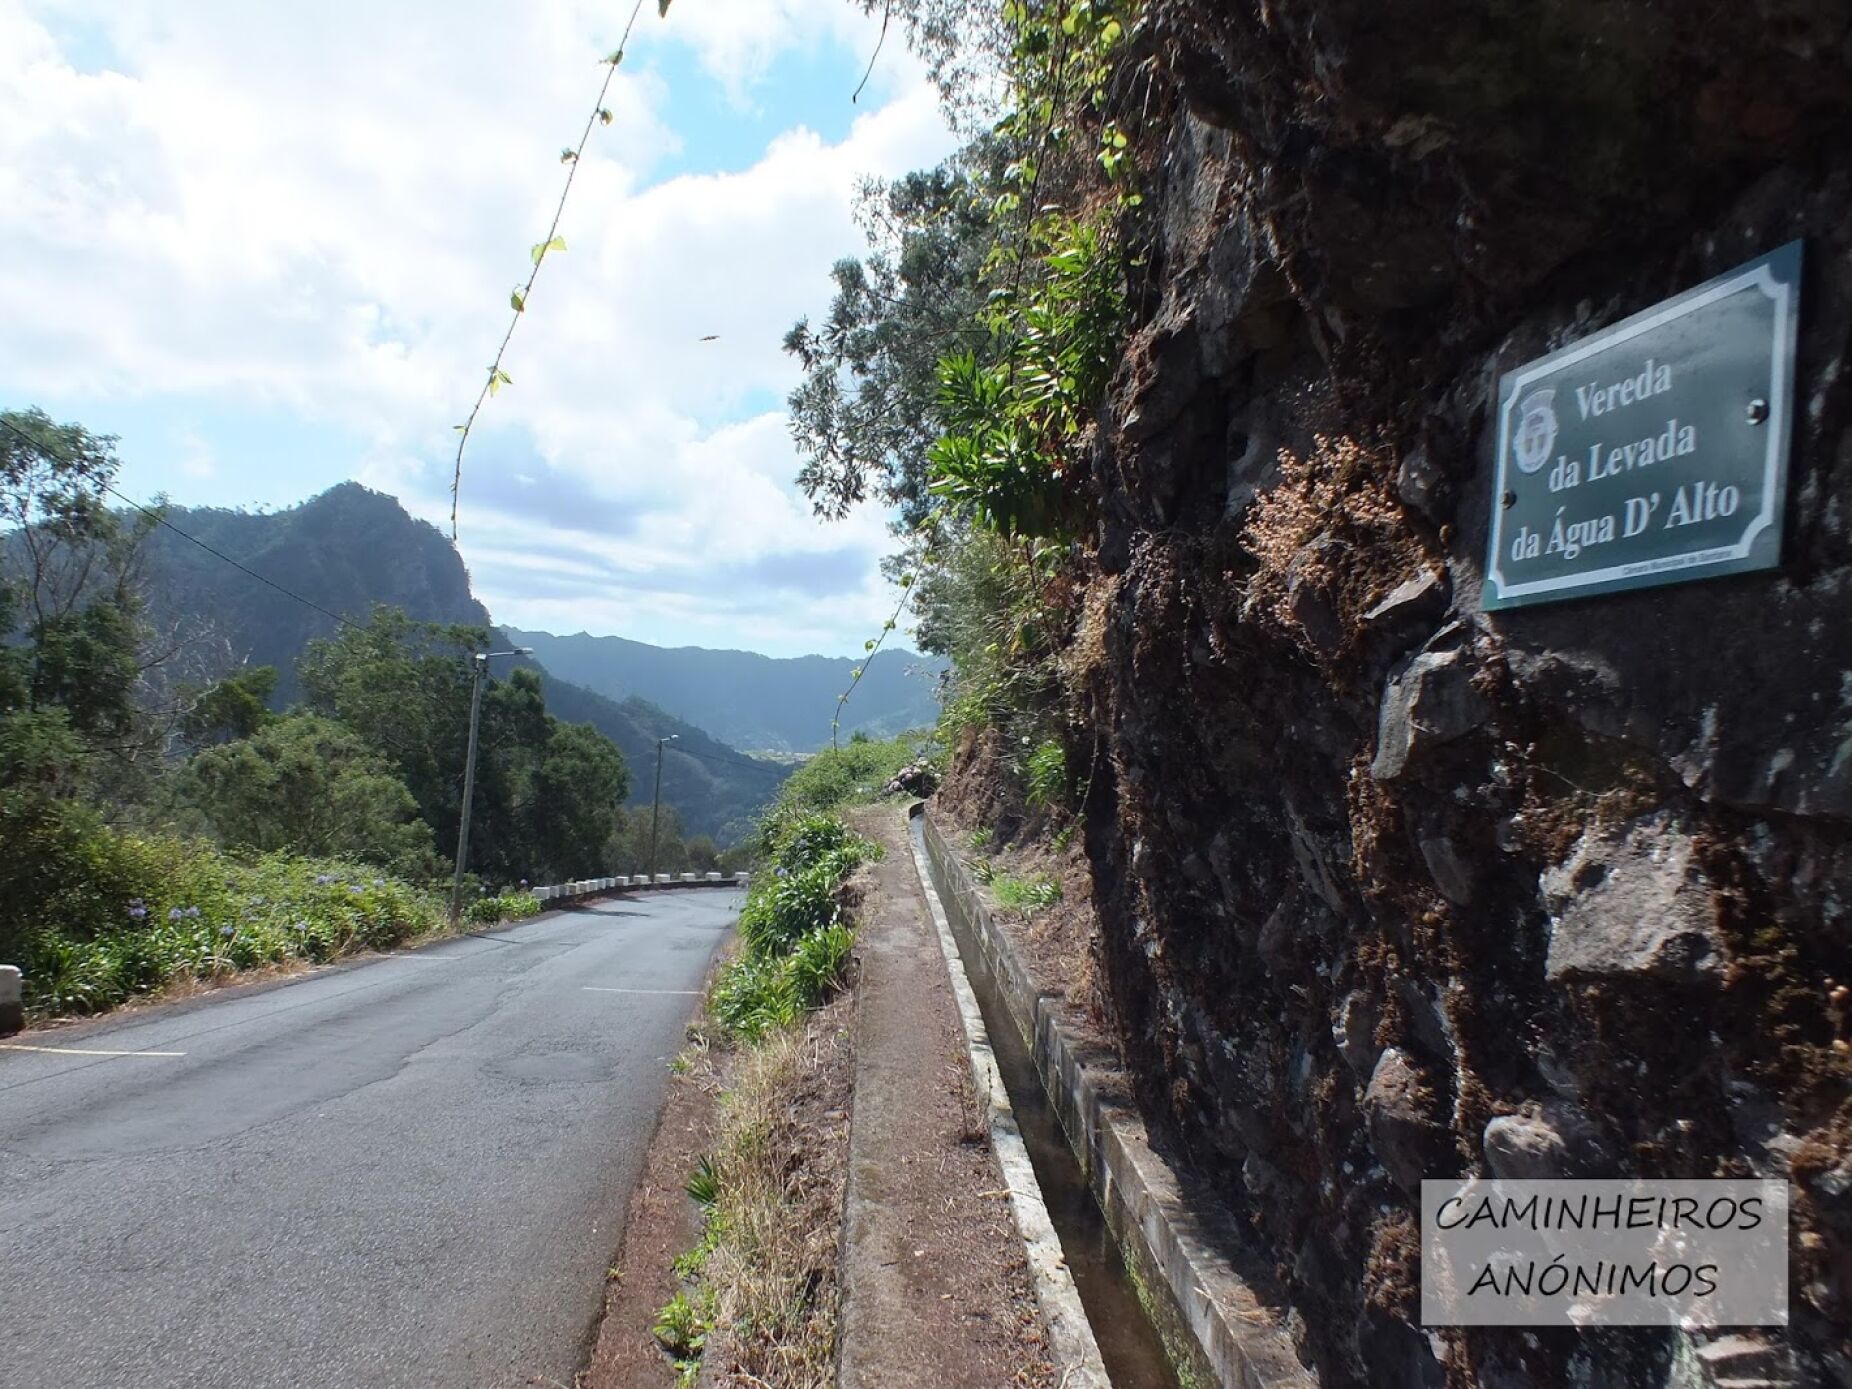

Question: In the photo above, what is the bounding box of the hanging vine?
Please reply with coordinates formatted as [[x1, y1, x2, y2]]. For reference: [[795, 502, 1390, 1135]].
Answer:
[[447, 0, 676, 538]]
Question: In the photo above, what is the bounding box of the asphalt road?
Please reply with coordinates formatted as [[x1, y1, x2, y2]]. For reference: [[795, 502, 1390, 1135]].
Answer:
[[0, 889, 739, 1389]]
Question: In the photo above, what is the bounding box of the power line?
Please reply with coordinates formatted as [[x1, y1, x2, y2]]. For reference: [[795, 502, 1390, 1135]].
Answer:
[[110, 483, 361, 631], [1, 412, 361, 632]]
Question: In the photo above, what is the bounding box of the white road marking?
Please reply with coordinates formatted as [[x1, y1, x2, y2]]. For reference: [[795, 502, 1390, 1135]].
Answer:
[[0, 1044, 187, 1057], [581, 987, 701, 996]]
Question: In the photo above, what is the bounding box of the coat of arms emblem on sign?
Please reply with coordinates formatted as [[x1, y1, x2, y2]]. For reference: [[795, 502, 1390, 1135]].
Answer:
[[1512, 388, 1558, 475]]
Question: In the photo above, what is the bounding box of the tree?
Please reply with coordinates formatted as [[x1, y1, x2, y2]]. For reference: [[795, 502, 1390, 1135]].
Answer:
[[530, 720, 629, 881], [298, 608, 630, 885], [848, 0, 1010, 134], [171, 714, 435, 874], [178, 665, 278, 750], [605, 803, 691, 876], [1, 408, 156, 755], [298, 607, 485, 841], [783, 149, 1003, 527]]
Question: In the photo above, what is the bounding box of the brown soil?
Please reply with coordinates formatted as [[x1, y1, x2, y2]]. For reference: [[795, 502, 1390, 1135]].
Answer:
[[580, 1045, 727, 1389], [840, 805, 1057, 1389]]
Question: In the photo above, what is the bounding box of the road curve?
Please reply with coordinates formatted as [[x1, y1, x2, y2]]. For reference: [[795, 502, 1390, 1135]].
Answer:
[[0, 889, 739, 1388]]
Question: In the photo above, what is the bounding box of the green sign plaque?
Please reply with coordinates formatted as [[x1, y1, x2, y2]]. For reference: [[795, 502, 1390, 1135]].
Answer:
[[1484, 241, 1801, 610]]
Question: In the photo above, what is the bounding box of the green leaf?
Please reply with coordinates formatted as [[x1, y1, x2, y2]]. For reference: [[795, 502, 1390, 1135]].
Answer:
[[453, 424, 468, 433], [598, 108, 613, 126], [604, 48, 625, 66], [560, 148, 577, 163], [658, 0, 673, 14], [510, 289, 526, 313], [529, 235, 567, 266], [488, 367, 512, 397], [1101, 17, 1122, 44], [863, 640, 876, 652]]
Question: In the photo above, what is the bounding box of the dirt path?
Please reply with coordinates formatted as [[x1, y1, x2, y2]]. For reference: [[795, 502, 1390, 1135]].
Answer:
[[839, 805, 1056, 1389]]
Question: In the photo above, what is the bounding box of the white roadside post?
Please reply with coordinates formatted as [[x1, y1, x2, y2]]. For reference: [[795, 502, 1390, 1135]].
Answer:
[[0, 965, 23, 1036]]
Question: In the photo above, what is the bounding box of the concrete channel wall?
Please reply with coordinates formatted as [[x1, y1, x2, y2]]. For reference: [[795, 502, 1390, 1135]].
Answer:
[[918, 809, 1310, 1389]]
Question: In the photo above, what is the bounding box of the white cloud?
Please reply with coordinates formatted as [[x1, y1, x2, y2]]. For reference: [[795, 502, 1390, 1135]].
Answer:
[[175, 427, 214, 479], [0, 0, 956, 656]]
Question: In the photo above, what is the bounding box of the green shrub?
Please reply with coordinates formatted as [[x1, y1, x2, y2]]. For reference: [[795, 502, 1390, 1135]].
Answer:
[[465, 891, 541, 925], [709, 952, 799, 1042], [3, 816, 444, 1018], [992, 871, 1061, 911], [653, 1289, 707, 1360], [765, 811, 859, 870], [769, 734, 924, 821], [686, 1154, 721, 1208], [1025, 739, 1066, 808], [786, 922, 854, 1009], [708, 812, 872, 1042]]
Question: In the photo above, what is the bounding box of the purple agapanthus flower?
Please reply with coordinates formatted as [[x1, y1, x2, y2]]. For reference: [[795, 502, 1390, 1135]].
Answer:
[[372, 878, 384, 888], [167, 907, 184, 922], [185, 905, 201, 919], [128, 899, 147, 920], [349, 884, 364, 895], [219, 925, 235, 939], [315, 874, 335, 886]]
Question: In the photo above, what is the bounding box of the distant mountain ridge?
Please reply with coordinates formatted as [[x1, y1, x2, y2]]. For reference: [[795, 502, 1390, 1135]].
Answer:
[[134, 482, 785, 841], [505, 628, 944, 753]]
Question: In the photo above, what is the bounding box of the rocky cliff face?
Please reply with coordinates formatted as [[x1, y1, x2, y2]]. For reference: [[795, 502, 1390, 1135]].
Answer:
[[1073, 3, 1852, 1382]]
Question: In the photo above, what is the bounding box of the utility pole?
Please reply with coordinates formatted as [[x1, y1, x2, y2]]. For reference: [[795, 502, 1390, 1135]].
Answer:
[[449, 647, 531, 922], [647, 733, 677, 880]]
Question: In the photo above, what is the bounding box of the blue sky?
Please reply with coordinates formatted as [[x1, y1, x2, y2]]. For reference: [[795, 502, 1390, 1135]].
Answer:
[[0, 0, 960, 656]]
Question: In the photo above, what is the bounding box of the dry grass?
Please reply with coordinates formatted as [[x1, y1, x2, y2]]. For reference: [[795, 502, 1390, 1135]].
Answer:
[[1241, 433, 1433, 670], [685, 1007, 853, 1389]]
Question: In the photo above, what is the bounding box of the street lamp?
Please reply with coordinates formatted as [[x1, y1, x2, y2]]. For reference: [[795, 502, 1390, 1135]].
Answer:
[[647, 734, 678, 880], [449, 647, 533, 922]]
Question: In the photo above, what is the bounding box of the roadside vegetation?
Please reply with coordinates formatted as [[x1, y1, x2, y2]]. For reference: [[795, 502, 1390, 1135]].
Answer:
[[709, 812, 872, 1042], [653, 1023, 851, 1389], [772, 730, 927, 818], [17, 847, 444, 1017], [785, 0, 1133, 845], [0, 409, 630, 1020], [650, 754, 885, 1384]]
